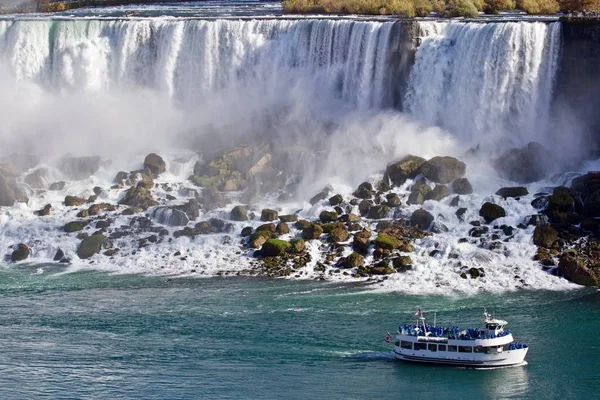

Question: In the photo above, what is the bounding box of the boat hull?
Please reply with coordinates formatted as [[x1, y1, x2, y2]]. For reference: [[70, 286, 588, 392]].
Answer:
[[393, 347, 528, 368]]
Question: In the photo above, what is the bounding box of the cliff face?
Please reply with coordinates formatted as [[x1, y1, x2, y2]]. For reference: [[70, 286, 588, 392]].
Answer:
[[553, 20, 600, 154]]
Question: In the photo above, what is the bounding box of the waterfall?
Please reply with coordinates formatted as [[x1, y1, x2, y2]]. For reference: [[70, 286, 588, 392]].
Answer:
[[405, 21, 561, 151], [0, 18, 400, 110]]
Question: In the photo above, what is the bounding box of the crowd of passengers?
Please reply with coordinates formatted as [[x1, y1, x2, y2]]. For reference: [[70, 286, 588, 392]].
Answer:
[[398, 324, 512, 340]]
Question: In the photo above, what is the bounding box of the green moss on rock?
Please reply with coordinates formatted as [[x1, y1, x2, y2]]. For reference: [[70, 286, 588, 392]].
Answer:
[[374, 233, 401, 250], [261, 239, 291, 257]]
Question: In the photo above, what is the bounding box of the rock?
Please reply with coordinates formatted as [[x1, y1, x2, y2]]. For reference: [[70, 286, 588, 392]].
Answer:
[[358, 199, 371, 216], [399, 243, 414, 253], [49, 181, 66, 191], [260, 209, 278, 222], [279, 215, 298, 223], [53, 248, 65, 261], [494, 142, 550, 183], [64, 221, 87, 233], [410, 209, 434, 230], [231, 205, 248, 221], [114, 171, 128, 184], [353, 182, 373, 199], [329, 227, 349, 243], [310, 187, 331, 205], [367, 205, 390, 220], [369, 265, 395, 275], [249, 231, 272, 248], [558, 251, 600, 286], [385, 193, 401, 207], [455, 208, 468, 222], [534, 247, 555, 266], [58, 156, 101, 180], [143, 153, 166, 176], [393, 256, 412, 272], [261, 239, 291, 257], [302, 224, 323, 240], [319, 210, 338, 222], [77, 234, 106, 259], [583, 189, 600, 217], [340, 213, 361, 223], [450, 196, 460, 207], [452, 178, 473, 195], [531, 195, 550, 210], [10, 243, 29, 261], [0, 164, 27, 206], [407, 181, 431, 205], [118, 183, 158, 211], [65, 196, 85, 207], [241, 226, 253, 237], [344, 252, 364, 268], [35, 204, 52, 216], [386, 155, 426, 186], [420, 156, 466, 184], [276, 222, 290, 235], [201, 186, 226, 210], [329, 194, 343, 206], [289, 238, 305, 253], [374, 233, 401, 250], [153, 207, 189, 226], [295, 220, 311, 230], [479, 202, 506, 224], [468, 267, 481, 279], [425, 185, 450, 202], [496, 187, 529, 198], [24, 168, 48, 189], [533, 224, 558, 248]]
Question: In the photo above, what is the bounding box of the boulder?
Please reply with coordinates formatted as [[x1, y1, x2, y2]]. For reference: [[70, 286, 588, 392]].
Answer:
[[493, 142, 550, 183], [279, 215, 298, 223], [558, 251, 600, 286], [64, 221, 87, 233], [113, 171, 128, 184], [241, 226, 253, 237], [260, 209, 278, 222], [479, 202, 506, 224], [11, 243, 30, 261], [425, 185, 450, 202], [533, 224, 558, 248], [53, 248, 65, 262], [420, 156, 466, 184], [276, 222, 290, 235], [289, 238, 306, 253], [386, 155, 426, 186], [374, 233, 401, 250], [344, 252, 364, 268], [309, 186, 332, 205], [329, 194, 343, 206], [24, 168, 48, 189], [319, 210, 338, 222], [358, 199, 372, 216], [367, 205, 389, 220], [340, 213, 361, 223], [353, 182, 373, 199], [77, 234, 106, 259], [175, 199, 200, 221], [496, 187, 528, 198], [58, 155, 101, 180], [295, 220, 311, 230], [329, 227, 349, 243], [385, 193, 401, 207], [302, 224, 323, 240], [231, 205, 248, 221], [456, 207, 468, 221], [153, 207, 189, 226], [392, 256, 412, 272], [368, 265, 395, 275], [583, 189, 600, 217], [35, 204, 52, 216], [249, 231, 272, 248], [64, 195, 86, 207], [118, 183, 157, 211], [49, 181, 66, 191], [261, 239, 291, 257], [410, 209, 434, 230], [407, 181, 431, 205], [352, 230, 371, 254], [452, 178, 473, 195]]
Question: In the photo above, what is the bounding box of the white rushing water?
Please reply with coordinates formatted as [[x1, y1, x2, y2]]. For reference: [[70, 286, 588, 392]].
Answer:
[[0, 16, 579, 293]]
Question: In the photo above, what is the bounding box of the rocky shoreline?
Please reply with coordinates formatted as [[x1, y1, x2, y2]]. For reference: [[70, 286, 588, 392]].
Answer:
[[1, 141, 597, 288]]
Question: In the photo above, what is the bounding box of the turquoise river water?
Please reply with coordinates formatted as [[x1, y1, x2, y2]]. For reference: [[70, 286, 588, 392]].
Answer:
[[0, 265, 598, 399]]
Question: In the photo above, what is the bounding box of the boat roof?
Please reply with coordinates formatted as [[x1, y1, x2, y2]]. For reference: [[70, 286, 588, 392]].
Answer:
[[486, 319, 508, 325]]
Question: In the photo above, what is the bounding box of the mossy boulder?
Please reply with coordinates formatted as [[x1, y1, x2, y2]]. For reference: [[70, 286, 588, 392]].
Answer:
[[558, 251, 600, 286], [329, 194, 343, 206], [322, 222, 345, 234], [385, 193, 401, 207], [276, 222, 290, 235], [369, 265, 395, 275], [64, 221, 87, 233], [353, 182, 373, 199], [230, 205, 248, 221], [295, 220, 311, 230], [143, 153, 166, 176], [329, 227, 349, 243], [279, 215, 298, 223], [118, 184, 157, 211], [420, 156, 466, 184], [77, 234, 106, 259], [393, 256, 412, 272], [479, 202, 506, 224], [374, 233, 401, 250], [260, 209, 278, 222], [453, 178, 473, 195], [496, 187, 529, 198], [289, 238, 306, 253], [302, 224, 323, 240], [386, 155, 427, 186], [367, 205, 390, 220], [344, 252, 365, 268], [249, 230, 272, 248], [261, 239, 291, 257], [64, 195, 86, 207], [353, 230, 371, 254], [358, 199, 372, 216], [533, 223, 558, 248], [11, 243, 30, 261], [256, 223, 276, 233], [410, 209, 434, 230], [319, 210, 338, 222]]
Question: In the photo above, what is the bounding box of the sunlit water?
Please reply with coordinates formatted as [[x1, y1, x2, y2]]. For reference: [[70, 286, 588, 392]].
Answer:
[[0, 266, 598, 399]]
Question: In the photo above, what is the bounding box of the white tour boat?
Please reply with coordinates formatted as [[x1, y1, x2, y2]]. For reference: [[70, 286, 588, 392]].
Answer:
[[391, 309, 528, 367]]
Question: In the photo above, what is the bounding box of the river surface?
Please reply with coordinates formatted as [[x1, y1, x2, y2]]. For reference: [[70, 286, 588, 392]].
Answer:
[[0, 265, 598, 399]]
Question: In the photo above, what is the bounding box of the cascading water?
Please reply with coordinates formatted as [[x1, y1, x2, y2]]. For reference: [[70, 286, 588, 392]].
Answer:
[[406, 21, 561, 151]]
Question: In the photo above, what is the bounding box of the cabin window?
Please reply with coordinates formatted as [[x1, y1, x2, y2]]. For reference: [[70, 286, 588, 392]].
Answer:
[[414, 343, 427, 351], [428, 344, 437, 352], [438, 345, 447, 351], [474, 346, 482, 353], [401, 341, 412, 350], [448, 345, 457, 352], [395, 340, 400, 347], [459, 346, 472, 353]]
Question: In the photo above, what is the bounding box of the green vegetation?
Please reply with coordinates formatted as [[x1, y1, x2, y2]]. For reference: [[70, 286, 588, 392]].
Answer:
[[374, 233, 401, 250], [282, 0, 600, 16]]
